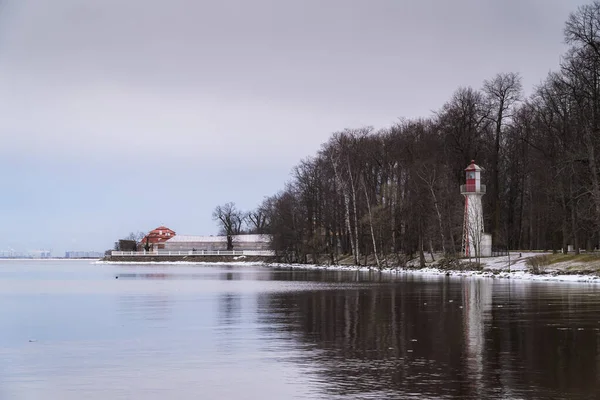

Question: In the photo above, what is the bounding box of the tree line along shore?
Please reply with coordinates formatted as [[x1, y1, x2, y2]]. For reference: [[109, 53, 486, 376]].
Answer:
[[213, 3, 600, 270], [111, 3, 600, 278]]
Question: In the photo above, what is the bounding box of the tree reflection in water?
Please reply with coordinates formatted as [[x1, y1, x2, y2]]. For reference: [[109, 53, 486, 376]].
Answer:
[[257, 271, 600, 399]]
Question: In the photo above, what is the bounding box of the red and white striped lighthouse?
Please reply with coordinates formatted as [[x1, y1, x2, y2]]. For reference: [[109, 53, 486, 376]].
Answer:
[[461, 161, 491, 257]]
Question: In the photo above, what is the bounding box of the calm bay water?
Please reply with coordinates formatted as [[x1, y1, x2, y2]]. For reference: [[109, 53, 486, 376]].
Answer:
[[1, 260, 600, 399]]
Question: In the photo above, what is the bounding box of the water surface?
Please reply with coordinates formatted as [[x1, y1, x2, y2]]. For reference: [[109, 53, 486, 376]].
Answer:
[[1, 260, 600, 399]]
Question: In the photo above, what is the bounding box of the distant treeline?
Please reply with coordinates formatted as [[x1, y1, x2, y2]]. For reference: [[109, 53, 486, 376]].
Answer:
[[236, 3, 600, 264]]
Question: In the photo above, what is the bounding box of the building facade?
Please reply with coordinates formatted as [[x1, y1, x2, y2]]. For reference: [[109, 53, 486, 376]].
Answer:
[[164, 234, 271, 251]]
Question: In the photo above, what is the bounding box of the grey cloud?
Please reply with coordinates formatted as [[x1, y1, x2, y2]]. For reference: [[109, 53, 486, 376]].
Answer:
[[1, 1, 585, 107]]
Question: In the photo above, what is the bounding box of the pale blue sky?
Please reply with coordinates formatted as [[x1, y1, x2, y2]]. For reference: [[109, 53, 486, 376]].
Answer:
[[0, 0, 589, 254]]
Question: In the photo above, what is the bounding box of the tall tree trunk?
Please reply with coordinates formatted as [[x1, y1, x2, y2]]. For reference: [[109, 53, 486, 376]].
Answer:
[[561, 197, 569, 254], [331, 157, 357, 263], [417, 167, 447, 255], [391, 170, 398, 253], [347, 159, 360, 264], [492, 104, 503, 246], [362, 176, 380, 269], [428, 239, 436, 262], [517, 177, 525, 250], [584, 127, 600, 240], [429, 182, 447, 254], [569, 170, 580, 255], [418, 218, 426, 268], [529, 191, 534, 251]]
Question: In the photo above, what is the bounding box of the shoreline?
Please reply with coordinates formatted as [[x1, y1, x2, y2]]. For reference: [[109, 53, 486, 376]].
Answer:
[[264, 263, 600, 284], [95, 255, 600, 284]]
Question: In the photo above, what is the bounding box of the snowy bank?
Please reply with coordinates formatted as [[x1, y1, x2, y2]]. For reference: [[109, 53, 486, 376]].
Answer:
[[96, 252, 600, 284], [264, 262, 600, 284]]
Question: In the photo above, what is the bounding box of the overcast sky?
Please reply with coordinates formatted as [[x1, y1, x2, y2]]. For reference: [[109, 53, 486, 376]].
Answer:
[[0, 0, 590, 255]]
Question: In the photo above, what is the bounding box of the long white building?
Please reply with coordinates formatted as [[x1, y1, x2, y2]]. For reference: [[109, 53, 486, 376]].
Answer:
[[163, 234, 271, 251]]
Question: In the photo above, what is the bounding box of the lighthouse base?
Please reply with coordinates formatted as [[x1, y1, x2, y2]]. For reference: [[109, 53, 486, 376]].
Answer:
[[463, 232, 493, 258], [481, 234, 492, 257]]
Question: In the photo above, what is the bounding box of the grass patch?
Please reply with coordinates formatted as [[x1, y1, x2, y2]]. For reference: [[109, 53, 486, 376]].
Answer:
[[527, 253, 600, 274], [573, 253, 600, 262], [528, 253, 600, 265]]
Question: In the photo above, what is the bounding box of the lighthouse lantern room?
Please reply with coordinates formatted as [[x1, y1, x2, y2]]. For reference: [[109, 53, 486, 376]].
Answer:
[[461, 160, 492, 258]]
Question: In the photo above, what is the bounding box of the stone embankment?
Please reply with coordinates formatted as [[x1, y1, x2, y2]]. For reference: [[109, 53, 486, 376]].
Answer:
[[103, 255, 277, 263], [101, 252, 600, 283]]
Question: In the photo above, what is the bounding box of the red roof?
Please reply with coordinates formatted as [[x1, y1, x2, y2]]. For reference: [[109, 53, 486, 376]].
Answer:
[[465, 160, 482, 171], [141, 226, 176, 244]]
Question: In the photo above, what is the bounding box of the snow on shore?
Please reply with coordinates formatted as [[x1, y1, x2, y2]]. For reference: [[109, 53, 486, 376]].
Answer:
[[263, 259, 600, 284], [96, 252, 600, 284]]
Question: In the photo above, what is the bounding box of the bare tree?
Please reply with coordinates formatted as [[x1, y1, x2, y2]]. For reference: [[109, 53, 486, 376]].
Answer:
[[564, 1, 600, 59], [483, 72, 523, 244], [125, 231, 146, 242], [327, 144, 358, 264], [437, 86, 490, 180], [219, 2, 600, 265], [361, 174, 380, 269], [416, 166, 447, 255], [213, 202, 245, 250], [247, 206, 269, 234], [113, 231, 146, 251], [563, 2, 600, 240]]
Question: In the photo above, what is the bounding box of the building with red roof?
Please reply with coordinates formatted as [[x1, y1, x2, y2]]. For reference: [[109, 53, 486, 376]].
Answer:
[[141, 226, 176, 250]]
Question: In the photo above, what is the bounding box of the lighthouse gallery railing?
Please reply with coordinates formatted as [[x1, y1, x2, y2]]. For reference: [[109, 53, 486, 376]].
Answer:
[[460, 184, 486, 194]]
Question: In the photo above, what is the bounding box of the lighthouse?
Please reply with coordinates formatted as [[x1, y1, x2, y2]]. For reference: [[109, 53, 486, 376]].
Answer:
[[461, 161, 492, 258]]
